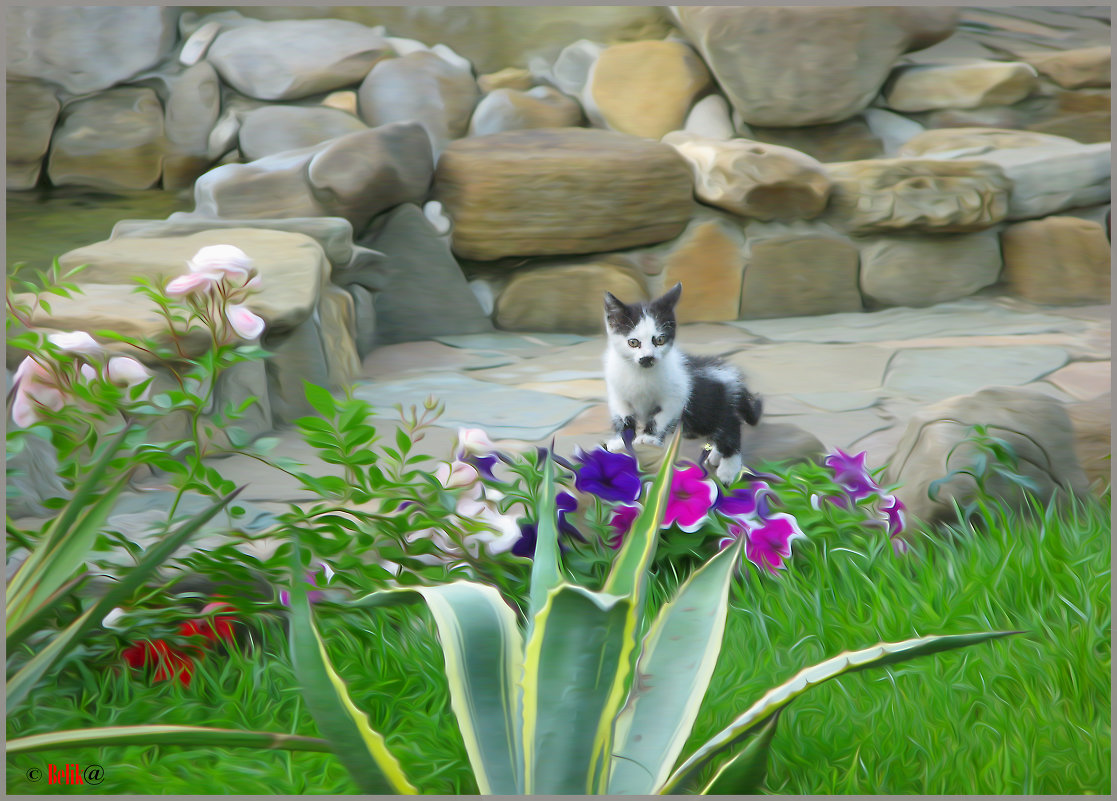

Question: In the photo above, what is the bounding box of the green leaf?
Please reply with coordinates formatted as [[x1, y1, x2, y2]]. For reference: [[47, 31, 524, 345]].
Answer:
[[659, 630, 1022, 793], [698, 709, 781, 795], [348, 583, 524, 794], [303, 381, 337, 419], [7, 487, 242, 711], [520, 583, 631, 794], [608, 540, 742, 794], [7, 725, 332, 755], [288, 538, 417, 795], [526, 449, 562, 625]]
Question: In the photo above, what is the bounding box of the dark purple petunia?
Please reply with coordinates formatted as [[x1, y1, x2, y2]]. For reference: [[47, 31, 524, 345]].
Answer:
[[512, 522, 537, 558], [717, 480, 775, 520], [824, 449, 880, 504], [574, 447, 642, 504], [557, 491, 586, 542]]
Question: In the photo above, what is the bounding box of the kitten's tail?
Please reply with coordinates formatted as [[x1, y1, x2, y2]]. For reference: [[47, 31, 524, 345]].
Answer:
[[738, 388, 762, 426]]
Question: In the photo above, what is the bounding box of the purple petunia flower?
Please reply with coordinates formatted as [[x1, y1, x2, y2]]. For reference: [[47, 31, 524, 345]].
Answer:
[[717, 481, 775, 521], [879, 493, 906, 538], [557, 491, 586, 542], [512, 522, 537, 558], [279, 562, 334, 606], [608, 504, 642, 549], [742, 513, 806, 575], [824, 449, 880, 504], [662, 464, 717, 533], [574, 447, 642, 504]]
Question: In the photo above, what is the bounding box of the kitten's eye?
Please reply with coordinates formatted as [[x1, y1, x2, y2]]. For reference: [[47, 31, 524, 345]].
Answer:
[[652, 335, 666, 346], [627, 338, 640, 348]]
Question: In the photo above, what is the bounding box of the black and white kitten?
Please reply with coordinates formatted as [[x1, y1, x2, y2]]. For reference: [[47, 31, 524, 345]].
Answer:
[[603, 282, 762, 484]]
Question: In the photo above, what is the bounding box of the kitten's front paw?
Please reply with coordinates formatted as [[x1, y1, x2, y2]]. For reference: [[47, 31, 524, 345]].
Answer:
[[633, 433, 664, 447], [605, 437, 626, 452], [715, 453, 743, 485]]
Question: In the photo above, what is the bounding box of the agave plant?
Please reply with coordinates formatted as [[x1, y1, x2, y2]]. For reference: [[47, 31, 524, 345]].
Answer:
[[287, 430, 1019, 794]]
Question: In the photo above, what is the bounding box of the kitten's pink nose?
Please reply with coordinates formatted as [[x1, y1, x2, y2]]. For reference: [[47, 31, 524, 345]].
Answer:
[[639, 356, 655, 368]]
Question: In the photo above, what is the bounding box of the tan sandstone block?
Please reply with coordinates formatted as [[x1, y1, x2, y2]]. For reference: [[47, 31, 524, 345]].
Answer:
[[1001, 216, 1111, 305]]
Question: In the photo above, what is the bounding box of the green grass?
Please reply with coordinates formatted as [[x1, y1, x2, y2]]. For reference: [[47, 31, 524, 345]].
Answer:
[[7, 493, 1110, 794]]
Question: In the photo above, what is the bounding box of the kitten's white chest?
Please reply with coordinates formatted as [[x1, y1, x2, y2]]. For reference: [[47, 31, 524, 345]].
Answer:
[[604, 348, 690, 418]]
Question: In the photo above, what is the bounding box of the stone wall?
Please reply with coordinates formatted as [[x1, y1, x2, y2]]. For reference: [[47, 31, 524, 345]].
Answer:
[[6, 5, 1111, 358]]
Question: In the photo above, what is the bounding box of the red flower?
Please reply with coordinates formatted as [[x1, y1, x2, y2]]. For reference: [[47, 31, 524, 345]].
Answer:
[[121, 639, 195, 687]]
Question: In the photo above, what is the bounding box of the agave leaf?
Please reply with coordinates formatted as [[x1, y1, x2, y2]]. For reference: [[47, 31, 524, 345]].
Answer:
[[348, 582, 524, 794], [6, 487, 241, 711], [697, 710, 781, 795], [660, 630, 1021, 793], [7, 725, 332, 755], [520, 583, 631, 794], [288, 541, 416, 795], [6, 571, 88, 652], [608, 540, 742, 795], [7, 425, 131, 609], [526, 446, 562, 627]]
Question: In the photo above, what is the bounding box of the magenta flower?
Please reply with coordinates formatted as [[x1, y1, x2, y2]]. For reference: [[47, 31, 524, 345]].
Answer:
[[824, 449, 880, 504], [574, 446, 642, 503], [742, 513, 806, 575], [880, 493, 907, 538], [608, 504, 642, 549], [662, 464, 717, 533]]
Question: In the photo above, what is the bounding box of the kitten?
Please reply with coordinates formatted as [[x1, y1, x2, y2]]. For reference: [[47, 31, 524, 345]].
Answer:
[[602, 282, 762, 484]]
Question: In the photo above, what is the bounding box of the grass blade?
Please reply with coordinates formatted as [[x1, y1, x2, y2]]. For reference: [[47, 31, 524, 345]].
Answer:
[[7, 725, 332, 755], [349, 583, 524, 794], [660, 630, 1022, 793], [288, 539, 417, 794]]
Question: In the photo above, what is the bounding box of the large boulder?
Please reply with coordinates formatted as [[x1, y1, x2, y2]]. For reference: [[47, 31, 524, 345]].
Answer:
[[858, 229, 1002, 307], [739, 221, 862, 319], [1066, 393, 1111, 496], [359, 204, 493, 345], [882, 61, 1039, 112], [192, 122, 433, 231], [884, 387, 1090, 526], [494, 262, 647, 334], [663, 132, 831, 220], [671, 6, 959, 126], [6, 79, 59, 190], [47, 88, 165, 191], [237, 105, 368, 161], [7, 6, 179, 95], [358, 51, 479, 158], [434, 128, 695, 261], [1001, 216, 1111, 305], [206, 19, 391, 101], [822, 158, 1011, 234], [1025, 46, 1111, 90], [588, 40, 711, 139], [467, 87, 583, 136]]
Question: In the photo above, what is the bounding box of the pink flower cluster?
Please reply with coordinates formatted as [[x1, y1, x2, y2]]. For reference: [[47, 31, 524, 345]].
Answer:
[[813, 450, 909, 555], [10, 332, 153, 428], [166, 244, 265, 341]]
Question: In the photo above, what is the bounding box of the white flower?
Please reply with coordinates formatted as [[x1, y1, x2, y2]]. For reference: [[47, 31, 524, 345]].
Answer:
[[47, 330, 103, 356], [106, 356, 153, 391], [187, 244, 254, 281], [166, 272, 220, 297], [435, 460, 480, 489], [10, 356, 64, 428], [457, 427, 497, 456]]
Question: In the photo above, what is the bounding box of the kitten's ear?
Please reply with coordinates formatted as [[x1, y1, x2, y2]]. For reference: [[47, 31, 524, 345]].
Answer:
[[603, 291, 624, 313], [654, 282, 682, 311]]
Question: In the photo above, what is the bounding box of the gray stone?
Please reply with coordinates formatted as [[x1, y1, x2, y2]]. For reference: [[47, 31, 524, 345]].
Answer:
[[739, 220, 862, 319], [361, 204, 493, 345], [47, 87, 165, 191], [192, 122, 433, 231], [862, 108, 925, 156], [882, 60, 1039, 112], [207, 19, 391, 101], [358, 51, 479, 158], [972, 142, 1111, 221], [6, 79, 59, 190], [346, 284, 378, 359], [684, 94, 735, 140], [858, 230, 1002, 307], [238, 105, 368, 161], [467, 86, 583, 136], [884, 386, 1090, 525], [741, 422, 826, 466], [7, 6, 179, 95], [883, 346, 1069, 400]]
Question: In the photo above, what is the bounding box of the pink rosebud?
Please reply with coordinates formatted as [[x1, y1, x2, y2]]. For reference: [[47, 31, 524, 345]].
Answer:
[[106, 356, 153, 391], [227, 304, 265, 340], [166, 272, 219, 298], [457, 427, 497, 456], [10, 356, 64, 428], [187, 244, 254, 280], [47, 330, 103, 356]]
